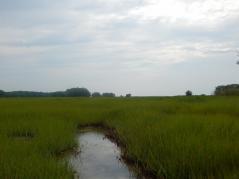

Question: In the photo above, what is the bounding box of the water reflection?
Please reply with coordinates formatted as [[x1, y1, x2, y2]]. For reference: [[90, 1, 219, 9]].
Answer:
[[69, 131, 137, 179]]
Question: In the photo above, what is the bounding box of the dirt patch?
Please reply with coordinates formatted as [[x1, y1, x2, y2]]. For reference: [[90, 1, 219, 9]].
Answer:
[[8, 130, 34, 140], [55, 147, 80, 158]]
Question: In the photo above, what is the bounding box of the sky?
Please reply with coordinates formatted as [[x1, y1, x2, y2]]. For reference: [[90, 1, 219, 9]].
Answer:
[[0, 0, 239, 96]]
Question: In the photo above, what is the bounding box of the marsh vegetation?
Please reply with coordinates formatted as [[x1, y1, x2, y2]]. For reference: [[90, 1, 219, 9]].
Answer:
[[0, 96, 239, 178]]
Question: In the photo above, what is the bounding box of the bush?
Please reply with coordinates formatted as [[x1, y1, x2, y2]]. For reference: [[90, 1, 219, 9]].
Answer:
[[65, 88, 91, 97], [102, 93, 115, 97], [92, 92, 101, 97], [186, 90, 192, 96], [0, 90, 5, 97]]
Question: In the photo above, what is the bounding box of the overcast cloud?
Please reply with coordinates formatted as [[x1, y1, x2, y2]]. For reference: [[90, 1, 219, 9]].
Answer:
[[0, 0, 239, 95]]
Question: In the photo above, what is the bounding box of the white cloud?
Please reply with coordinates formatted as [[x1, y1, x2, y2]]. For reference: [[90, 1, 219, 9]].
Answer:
[[129, 0, 239, 27]]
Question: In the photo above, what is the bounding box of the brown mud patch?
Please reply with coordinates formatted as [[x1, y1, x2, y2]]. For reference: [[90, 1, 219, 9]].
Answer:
[[8, 130, 35, 140]]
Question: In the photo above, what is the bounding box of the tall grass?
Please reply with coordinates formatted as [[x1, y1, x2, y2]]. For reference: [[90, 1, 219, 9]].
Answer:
[[0, 96, 238, 178]]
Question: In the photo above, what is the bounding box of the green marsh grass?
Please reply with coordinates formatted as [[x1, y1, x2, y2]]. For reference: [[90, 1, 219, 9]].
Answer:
[[0, 96, 238, 178]]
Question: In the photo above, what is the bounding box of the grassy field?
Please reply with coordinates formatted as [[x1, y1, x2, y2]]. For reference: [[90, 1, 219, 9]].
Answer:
[[0, 96, 238, 179]]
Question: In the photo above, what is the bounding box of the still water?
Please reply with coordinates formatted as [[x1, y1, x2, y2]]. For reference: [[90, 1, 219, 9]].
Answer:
[[68, 131, 137, 179]]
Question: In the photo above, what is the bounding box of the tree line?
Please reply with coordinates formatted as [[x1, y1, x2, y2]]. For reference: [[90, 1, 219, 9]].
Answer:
[[0, 88, 118, 97], [1, 84, 239, 97], [214, 84, 239, 96]]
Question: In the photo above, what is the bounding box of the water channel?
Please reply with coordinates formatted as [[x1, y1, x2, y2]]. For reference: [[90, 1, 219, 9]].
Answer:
[[68, 130, 139, 179]]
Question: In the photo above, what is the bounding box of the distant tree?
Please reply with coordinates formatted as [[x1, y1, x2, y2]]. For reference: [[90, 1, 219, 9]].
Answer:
[[65, 88, 91, 97], [236, 51, 239, 65], [50, 91, 66, 97], [215, 84, 239, 96], [0, 90, 5, 97], [186, 90, 192, 96], [92, 92, 101, 97], [102, 93, 115, 97], [126, 94, 132, 97]]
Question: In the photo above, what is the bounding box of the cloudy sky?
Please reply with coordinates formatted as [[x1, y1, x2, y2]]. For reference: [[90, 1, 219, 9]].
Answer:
[[0, 0, 239, 96]]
